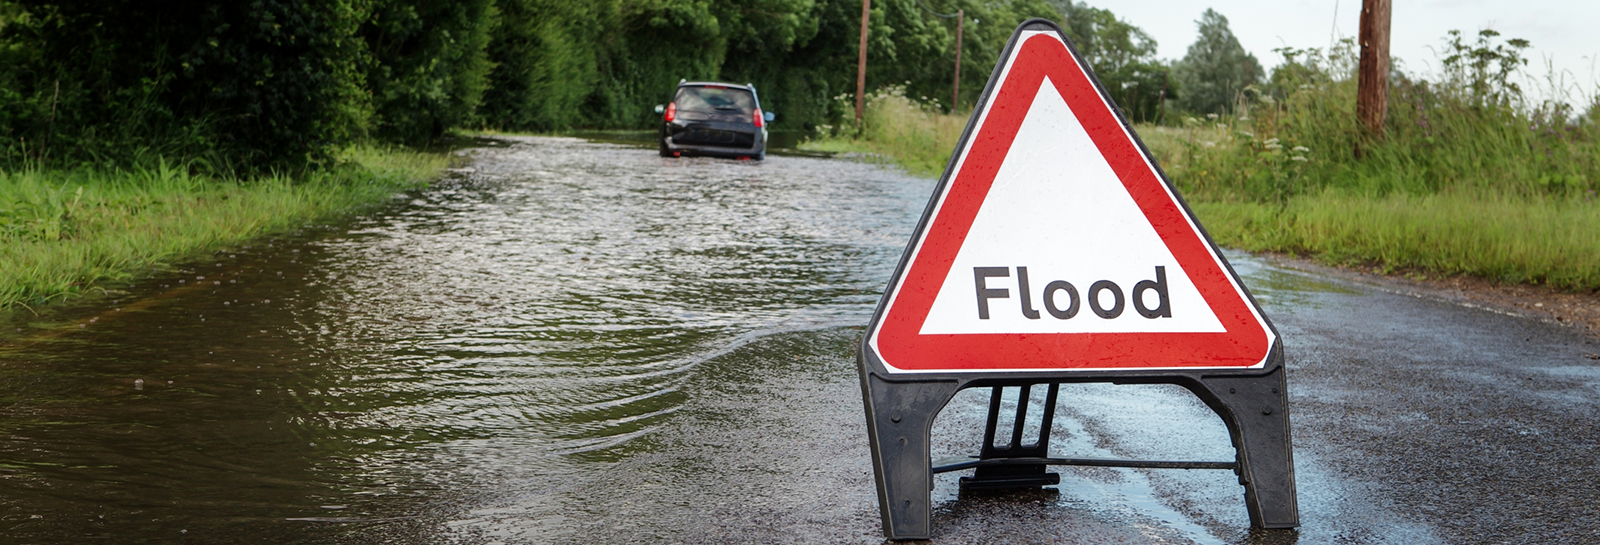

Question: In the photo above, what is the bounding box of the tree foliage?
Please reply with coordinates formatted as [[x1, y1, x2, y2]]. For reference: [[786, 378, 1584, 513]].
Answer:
[[1173, 8, 1260, 115], [363, 0, 498, 143], [0, 0, 501, 168], [478, 0, 616, 131], [0, 0, 372, 171], [0, 0, 1153, 168], [477, 0, 1059, 131], [1051, 0, 1173, 122]]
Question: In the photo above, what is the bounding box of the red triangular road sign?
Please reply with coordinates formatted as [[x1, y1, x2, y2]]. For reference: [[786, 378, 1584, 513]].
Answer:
[[864, 28, 1275, 373]]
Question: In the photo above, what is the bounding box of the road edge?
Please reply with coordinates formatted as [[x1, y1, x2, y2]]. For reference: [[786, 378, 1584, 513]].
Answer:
[[1252, 251, 1600, 340]]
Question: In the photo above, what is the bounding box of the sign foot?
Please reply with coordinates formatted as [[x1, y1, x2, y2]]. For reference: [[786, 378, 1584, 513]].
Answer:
[[1189, 366, 1299, 529]]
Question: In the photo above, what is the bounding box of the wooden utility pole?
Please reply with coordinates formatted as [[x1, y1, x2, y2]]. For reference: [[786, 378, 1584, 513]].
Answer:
[[856, 0, 871, 126], [952, 9, 964, 111], [1356, 0, 1391, 142]]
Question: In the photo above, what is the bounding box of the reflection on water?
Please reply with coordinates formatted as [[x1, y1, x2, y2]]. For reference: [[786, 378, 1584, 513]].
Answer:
[[561, 130, 821, 156], [1219, 250, 1359, 311], [0, 137, 932, 541]]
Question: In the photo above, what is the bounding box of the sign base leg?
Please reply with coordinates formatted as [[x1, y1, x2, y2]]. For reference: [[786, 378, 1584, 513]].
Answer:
[[959, 384, 1061, 491], [1188, 366, 1299, 529], [861, 373, 959, 541]]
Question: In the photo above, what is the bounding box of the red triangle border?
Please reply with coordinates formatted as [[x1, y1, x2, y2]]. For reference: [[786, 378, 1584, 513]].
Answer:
[[868, 32, 1273, 373]]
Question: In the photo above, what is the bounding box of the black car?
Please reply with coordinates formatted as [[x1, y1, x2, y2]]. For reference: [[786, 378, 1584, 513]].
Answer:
[[655, 81, 774, 159]]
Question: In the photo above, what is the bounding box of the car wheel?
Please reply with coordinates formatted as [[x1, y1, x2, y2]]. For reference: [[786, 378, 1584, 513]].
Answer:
[[659, 140, 671, 157]]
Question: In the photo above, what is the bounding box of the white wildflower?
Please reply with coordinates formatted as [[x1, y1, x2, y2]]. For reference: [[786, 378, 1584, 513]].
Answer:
[[1291, 156, 1308, 162]]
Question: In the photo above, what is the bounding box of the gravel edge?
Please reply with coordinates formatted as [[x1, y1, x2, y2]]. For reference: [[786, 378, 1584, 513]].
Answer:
[[1252, 252, 1600, 341]]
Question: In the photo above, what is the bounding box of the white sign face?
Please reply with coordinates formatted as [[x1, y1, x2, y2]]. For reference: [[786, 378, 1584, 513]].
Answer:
[[917, 78, 1225, 336]]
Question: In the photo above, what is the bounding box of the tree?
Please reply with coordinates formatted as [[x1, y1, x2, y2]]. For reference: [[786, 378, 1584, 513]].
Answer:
[[474, 0, 1061, 132], [0, 0, 502, 167], [1173, 8, 1261, 116], [0, 0, 371, 170], [1052, 0, 1173, 122], [363, 0, 498, 144], [479, 0, 618, 132]]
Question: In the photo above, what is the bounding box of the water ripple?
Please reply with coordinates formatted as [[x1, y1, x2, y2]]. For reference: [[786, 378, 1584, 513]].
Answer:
[[0, 136, 933, 540]]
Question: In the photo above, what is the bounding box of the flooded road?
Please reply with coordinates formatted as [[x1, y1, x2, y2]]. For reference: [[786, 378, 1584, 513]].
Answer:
[[3, 136, 1599, 543]]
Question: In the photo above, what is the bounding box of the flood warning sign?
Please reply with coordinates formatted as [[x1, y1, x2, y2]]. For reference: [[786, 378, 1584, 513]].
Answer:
[[863, 30, 1275, 373]]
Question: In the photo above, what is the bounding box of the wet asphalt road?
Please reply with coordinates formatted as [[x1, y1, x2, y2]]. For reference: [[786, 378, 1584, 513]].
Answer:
[[442, 139, 1600, 544], [517, 255, 1600, 545], [3, 136, 1598, 544]]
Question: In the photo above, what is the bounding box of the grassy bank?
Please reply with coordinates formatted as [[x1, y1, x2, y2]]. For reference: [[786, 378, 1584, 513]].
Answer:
[[1188, 194, 1600, 288], [809, 54, 1600, 291], [0, 147, 447, 311], [1138, 36, 1599, 291], [1137, 118, 1600, 290], [803, 88, 971, 178]]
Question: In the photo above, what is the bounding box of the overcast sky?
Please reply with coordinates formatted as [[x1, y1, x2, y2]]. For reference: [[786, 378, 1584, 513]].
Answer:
[[1073, 0, 1600, 104]]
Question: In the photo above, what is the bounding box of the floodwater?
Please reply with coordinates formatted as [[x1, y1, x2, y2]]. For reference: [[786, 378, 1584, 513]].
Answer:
[[3, 136, 1599, 544]]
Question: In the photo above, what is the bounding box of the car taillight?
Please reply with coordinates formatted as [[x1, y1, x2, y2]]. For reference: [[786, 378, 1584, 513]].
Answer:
[[753, 107, 764, 128], [664, 102, 677, 122]]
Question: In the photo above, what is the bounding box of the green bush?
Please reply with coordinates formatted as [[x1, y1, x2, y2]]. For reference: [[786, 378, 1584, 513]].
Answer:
[[0, 0, 370, 172], [363, 0, 496, 143], [479, 0, 617, 131], [803, 86, 969, 177], [0, 0, 501, 167]]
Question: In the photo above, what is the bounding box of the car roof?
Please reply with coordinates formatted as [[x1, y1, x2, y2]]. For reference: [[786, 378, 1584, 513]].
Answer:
[[678, 81, 754, 91]]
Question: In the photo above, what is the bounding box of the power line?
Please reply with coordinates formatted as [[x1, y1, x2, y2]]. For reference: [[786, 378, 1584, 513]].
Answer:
[[916, 0, 959, 19]]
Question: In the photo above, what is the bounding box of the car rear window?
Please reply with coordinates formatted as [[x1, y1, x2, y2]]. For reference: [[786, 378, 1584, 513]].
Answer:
[[675, 86, 755, 115]]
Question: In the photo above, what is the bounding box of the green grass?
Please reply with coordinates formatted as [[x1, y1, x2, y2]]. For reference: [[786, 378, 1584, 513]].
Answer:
[[0, 147, 447, 311], [1190, 191, 1600, 289], [1137, 55, 1600, 290], [802, 88, 970, 178], [814, 70, 1600, 291]]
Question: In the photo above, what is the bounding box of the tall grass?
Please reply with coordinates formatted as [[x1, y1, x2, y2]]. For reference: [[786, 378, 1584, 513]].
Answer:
[[818, 35, 1600, 291], [1145, 42, 1600, 204], [1141, 36, 1600, 290], [0, 148, 446, 311], [802, 87, 970, 178], [1191, 193, 1600, 288]]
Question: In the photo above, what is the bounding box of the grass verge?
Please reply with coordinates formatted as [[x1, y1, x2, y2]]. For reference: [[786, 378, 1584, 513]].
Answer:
[[0, 147, 447, 311], [1189, 192, 1600, 289]]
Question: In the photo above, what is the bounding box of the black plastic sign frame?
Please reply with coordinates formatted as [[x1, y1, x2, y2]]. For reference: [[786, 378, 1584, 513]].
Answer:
[[856, 19, 1297, 540]]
